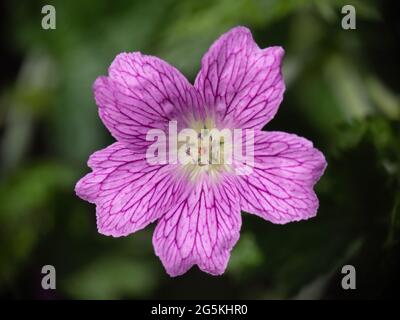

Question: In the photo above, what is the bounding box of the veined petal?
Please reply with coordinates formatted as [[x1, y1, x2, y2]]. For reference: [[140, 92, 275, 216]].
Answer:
[[75, 142, 187, 237], [94, 52, 203, 147], [195, 26, 285, 130], [236, 131, 327, 224], [153, 176, 241, 276]]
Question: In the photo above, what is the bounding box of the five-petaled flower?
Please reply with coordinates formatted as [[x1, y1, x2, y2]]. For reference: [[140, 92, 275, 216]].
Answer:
[[75, 26, 327, 277]]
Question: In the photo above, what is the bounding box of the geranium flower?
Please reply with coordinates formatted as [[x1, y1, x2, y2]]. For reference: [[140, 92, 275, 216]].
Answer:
[[75, 26, 327, 277]]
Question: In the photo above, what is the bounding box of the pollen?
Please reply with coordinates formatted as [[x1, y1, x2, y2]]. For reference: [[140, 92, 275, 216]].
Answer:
[[179, 118, 233, 181]]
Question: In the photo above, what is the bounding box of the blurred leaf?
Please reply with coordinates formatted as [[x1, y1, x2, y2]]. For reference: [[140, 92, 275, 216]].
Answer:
[[158, 0, 317, 76], [0, 162, 75, 220], [386, 193, 400, 247], [0, 105, 33, 174], [333, 121, 367, 153], [366, 76, 400, 120], [325, 54, 373, 121], [65, 257, 158, 299], [1, 51, 57, 172], [228, 233, 263, 277], [293, 237, 362, 299], [0, 162, 75, 287], [366, 117, 399, 177]]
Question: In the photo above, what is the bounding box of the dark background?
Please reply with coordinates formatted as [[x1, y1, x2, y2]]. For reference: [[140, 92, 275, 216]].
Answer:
[[0, 0, 399, 299]]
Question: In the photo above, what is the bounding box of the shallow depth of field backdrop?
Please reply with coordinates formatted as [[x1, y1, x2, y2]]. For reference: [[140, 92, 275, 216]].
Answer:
[[1, 0, 399, 299]]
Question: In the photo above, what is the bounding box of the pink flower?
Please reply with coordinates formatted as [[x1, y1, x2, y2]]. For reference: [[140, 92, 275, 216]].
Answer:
[[75, 26, 327, 277]]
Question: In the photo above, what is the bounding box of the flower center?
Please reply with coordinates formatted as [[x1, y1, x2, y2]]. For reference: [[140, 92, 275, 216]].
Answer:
[[179, 118, 232, 181]]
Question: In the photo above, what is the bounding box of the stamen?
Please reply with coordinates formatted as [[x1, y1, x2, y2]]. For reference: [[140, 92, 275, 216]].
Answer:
[[180, 118, 232, 182]]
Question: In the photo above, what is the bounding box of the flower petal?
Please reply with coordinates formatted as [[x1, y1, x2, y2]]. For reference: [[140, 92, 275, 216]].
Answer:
[[195, 26, 285, 129], [94, 52, 203, 147], [236, 131, 327, 224], [75, 142, 188, 237], [153, 176, 241, 276]]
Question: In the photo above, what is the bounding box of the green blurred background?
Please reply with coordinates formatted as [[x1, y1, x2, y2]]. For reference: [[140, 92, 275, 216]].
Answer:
[[1, 0, 399, 299]]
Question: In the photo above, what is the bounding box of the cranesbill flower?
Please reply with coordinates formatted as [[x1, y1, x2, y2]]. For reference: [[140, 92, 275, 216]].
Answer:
[[75, 26, 327, 277]]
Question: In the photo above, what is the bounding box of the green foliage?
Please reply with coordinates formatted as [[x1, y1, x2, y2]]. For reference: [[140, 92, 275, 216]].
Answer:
[[65, 257, 158, 299], [0, 162, 75, 286], [228, 233, 263, 278]]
